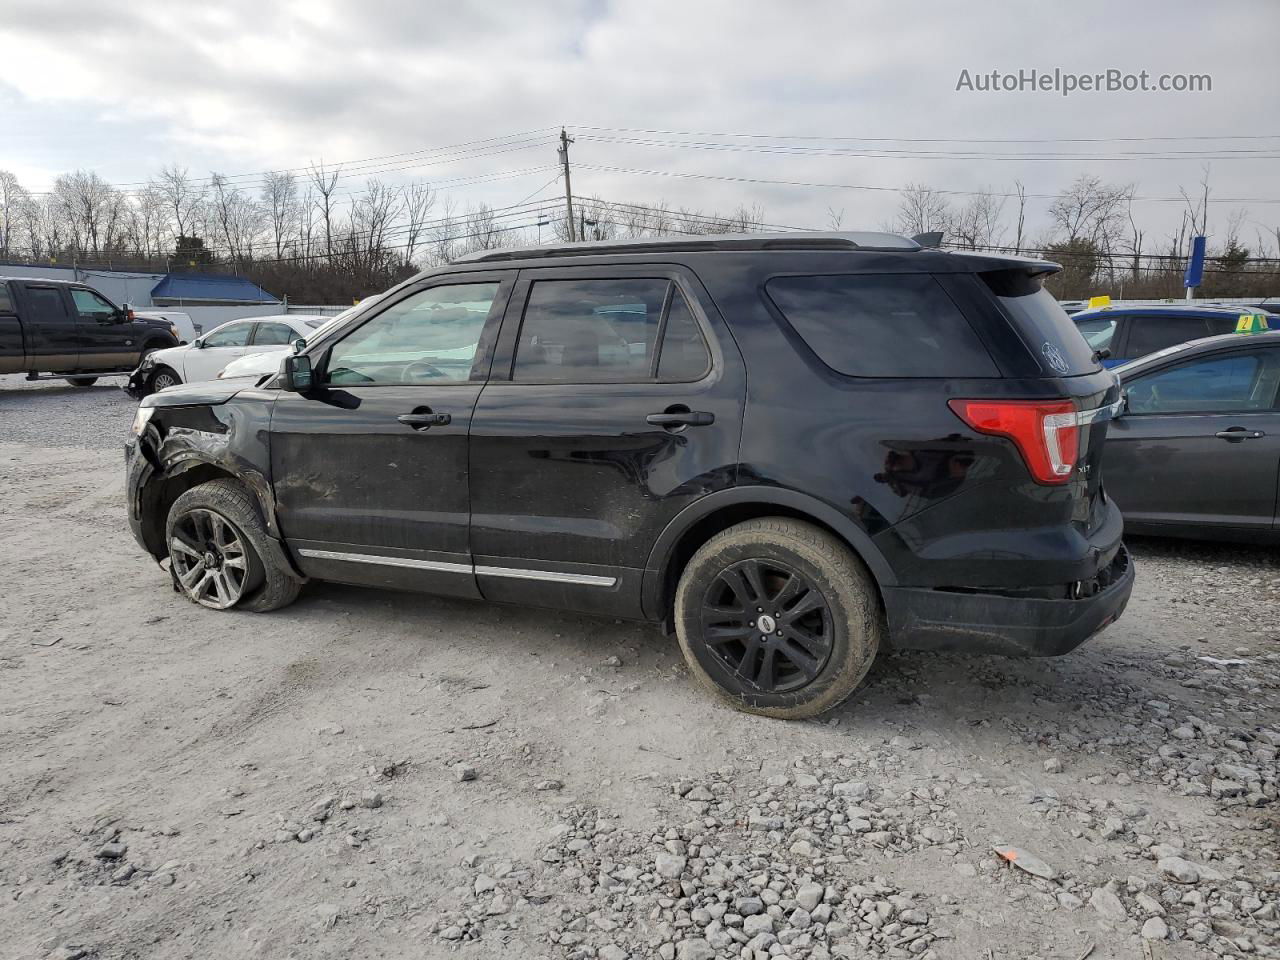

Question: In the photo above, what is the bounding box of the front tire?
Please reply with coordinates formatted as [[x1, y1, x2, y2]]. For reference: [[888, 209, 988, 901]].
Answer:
[[149, 367, 181, 392], [674, 518, 883, 719], [65, 376, 98, 387], [165, 479, 301, 612]]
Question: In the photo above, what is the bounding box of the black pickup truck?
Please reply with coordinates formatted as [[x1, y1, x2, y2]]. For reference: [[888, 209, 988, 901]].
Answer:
[[0, 276, 181, 386]]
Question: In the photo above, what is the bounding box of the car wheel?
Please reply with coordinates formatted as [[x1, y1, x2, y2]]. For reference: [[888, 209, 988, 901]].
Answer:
[[65, 376, 98, 387], [674, 518, 883, 719], [150, 367, 181, 392], [165, 479, 301, 612]]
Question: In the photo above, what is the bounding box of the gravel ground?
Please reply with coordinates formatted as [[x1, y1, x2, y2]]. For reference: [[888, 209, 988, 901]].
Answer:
[[1, 375, 1277, 960]]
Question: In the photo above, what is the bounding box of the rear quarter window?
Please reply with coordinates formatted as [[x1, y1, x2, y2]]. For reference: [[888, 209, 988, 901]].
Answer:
[[764, 273, 999, 378], [0, 284, 13, 313], [981, 271, 1100, 375]]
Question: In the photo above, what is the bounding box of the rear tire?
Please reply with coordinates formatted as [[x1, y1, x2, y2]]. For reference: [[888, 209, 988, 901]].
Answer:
[[165, 479, 301, 613], [674, 518, 883, 719], [149, 367, 181, 392], [65, 376, 98, 387]]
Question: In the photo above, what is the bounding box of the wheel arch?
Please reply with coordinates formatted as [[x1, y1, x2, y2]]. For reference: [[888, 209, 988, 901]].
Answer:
[[642, 487, 896, 623]]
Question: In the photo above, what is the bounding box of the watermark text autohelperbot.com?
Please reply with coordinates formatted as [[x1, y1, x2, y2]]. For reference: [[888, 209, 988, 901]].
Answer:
[[956, 68, 1211, 97]]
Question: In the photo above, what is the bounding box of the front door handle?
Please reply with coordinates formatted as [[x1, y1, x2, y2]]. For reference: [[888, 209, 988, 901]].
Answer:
[[1215, 428, 1264, 441], [647, 408, 715, 429], [398, 410, 451, 430]]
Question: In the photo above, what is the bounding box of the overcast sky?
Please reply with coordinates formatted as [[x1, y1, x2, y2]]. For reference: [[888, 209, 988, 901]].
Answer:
[[2, 0, 1277, 247]]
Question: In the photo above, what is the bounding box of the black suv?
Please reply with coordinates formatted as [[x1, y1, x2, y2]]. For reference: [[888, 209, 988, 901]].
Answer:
[[0, 277, 180, 385], [125, 233, 1133, 718]]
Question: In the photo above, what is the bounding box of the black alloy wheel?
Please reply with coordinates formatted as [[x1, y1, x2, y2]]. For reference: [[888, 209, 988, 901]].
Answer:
[[699, 557, 834, 694]]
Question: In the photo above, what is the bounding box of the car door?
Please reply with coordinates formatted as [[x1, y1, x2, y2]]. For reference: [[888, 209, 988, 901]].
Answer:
[[0, 283, 23, 374], [186, 320, 254, 381], [468, 266, 746, 618], [16, 283, 78, 369], [69, 287, 131, 369], [1106, 344, 1280, 533], [269, 274, 513, 596]]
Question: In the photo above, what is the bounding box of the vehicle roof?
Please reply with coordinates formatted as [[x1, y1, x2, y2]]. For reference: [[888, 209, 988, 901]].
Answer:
[[445, 230, 1060, 275], [0, 275, 94, 287], [1073, 304, 1276, 321], [1115, 329, 1280, 376], [217, 314, 327, 325]]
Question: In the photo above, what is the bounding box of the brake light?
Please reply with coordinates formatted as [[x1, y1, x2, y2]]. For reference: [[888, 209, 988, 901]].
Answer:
[[948, 399, 1080, 485]]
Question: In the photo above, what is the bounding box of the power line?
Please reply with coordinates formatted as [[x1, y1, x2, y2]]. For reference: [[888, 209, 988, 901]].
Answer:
[[574, 162, 1280, 205], [574, 124, 1280, 145]]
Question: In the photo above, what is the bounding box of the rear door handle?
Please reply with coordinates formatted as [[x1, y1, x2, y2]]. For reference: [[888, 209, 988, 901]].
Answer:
[[1215, 428, 1264, 441], [398, 411, 451, 430], [646, 410, 715, 428]]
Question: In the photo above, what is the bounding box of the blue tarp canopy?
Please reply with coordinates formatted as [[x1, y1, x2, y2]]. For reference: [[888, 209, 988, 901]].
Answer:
[[150, 273, 279, 303]]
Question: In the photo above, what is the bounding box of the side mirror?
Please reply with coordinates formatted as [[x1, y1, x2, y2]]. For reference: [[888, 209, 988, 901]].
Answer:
[[193, 338, 205, 349], [282, 354, 314, 392], [292, 337, 307, 354]]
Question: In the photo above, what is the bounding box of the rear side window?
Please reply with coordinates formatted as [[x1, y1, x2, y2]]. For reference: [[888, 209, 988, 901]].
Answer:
[[765, 274, 998, 378], [0, 284, 14, 313], [1125, 314, 1239, 358], [981, 271, 1100, 375], [512, 278, 711, 383], [25, 287, 70, 324], [253, 322, 296, 346]]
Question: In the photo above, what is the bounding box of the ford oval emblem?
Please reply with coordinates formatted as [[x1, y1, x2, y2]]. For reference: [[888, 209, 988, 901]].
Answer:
[[1042, 341, 1069, 374]]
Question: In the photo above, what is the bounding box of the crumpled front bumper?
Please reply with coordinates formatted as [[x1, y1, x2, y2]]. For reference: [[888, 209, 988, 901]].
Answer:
[[123, 359, 154, 400]]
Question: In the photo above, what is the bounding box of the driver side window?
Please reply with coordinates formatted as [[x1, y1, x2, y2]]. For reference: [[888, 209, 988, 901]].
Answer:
[[325, 283, 500, 386]]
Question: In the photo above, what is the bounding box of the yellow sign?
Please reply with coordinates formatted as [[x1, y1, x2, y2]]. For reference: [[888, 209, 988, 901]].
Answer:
[[1087, 295, 1111, 309], [1235, 313, 1270, 334]]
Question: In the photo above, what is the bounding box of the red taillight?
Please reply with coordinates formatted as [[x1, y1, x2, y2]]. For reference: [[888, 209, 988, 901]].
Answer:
[[948, 398, 1080, 485]]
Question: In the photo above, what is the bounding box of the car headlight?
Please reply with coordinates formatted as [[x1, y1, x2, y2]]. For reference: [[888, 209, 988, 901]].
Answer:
[[131, 406, 156, 437]]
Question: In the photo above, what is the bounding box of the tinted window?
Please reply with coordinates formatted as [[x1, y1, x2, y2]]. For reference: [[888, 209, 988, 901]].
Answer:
[[0, 284, 13, 313], [658, 291, 712, 381], [25, 287, 69, 324], [981, 272, 1100, 375], [513, 278, 672, 382], [203, 323, 252, 348], [765, 274, 998, 378], [1126, 350, 1280, 414], [254, 322, 296, 346], [70, 288, 115, 320], [1074, 316, 1117, 352], [326, 282, 499, 385], [1126, 314, 1240, 359]]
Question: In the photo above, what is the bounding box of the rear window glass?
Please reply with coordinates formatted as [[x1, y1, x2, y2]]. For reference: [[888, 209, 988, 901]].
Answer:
[[765, 274, 998, 378], [981, 271, 1100, 375]]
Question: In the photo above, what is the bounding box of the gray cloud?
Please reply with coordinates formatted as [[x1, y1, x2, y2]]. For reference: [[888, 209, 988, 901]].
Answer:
[[1, 0, 1277, 243]]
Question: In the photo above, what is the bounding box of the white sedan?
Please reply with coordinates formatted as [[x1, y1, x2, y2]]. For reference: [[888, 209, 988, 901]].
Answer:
[[128, 315, 329, 396]]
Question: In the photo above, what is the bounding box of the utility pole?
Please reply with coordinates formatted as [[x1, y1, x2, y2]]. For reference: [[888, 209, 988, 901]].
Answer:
[[559, 128, 576, 242]]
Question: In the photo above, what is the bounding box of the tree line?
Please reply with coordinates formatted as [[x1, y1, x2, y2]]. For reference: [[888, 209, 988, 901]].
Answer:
[[0, 161, 1275, 302]]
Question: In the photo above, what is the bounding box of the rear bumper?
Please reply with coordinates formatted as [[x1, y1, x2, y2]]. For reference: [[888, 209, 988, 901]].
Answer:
[[884, 543, 1133, 657]]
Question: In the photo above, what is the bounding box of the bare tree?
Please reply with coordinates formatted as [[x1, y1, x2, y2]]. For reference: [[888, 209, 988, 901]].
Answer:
[[402, 183, 435, 265], [1012, 180, 1027, 254], [429, 195, 460, 265], [53, 170, 126, 255], [947, 190, 1006, 250], [155, 165, 205, 249], [261, 171, 299, 259], [1047, 175, 1129, 249], [308, 162, 342, 259], [341, 178, 403, 274], [0, 170, 22, 256], [826, 206, 845, 231], [1123, 190, 1144, 282], [461, 203, 506, 253], [895, 184, 950, 236], [210, 173, 267, 264]]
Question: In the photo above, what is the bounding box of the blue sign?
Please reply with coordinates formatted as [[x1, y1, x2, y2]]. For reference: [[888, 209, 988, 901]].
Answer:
[[1184, 235, 1206, 289]]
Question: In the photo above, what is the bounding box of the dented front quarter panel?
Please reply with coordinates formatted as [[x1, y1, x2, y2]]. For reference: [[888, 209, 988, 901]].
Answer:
[[126, 383, 290, 557]]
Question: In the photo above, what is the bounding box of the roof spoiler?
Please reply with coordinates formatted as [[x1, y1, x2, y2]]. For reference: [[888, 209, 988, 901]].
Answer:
[[911, 231, 944, 248]]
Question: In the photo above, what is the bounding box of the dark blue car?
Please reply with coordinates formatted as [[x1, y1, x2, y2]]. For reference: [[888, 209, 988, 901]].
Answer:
[[1072, 304, 1273, 366]]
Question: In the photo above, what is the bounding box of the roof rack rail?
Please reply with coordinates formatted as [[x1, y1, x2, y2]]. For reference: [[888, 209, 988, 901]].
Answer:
[[453, 230, 921, 263]]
